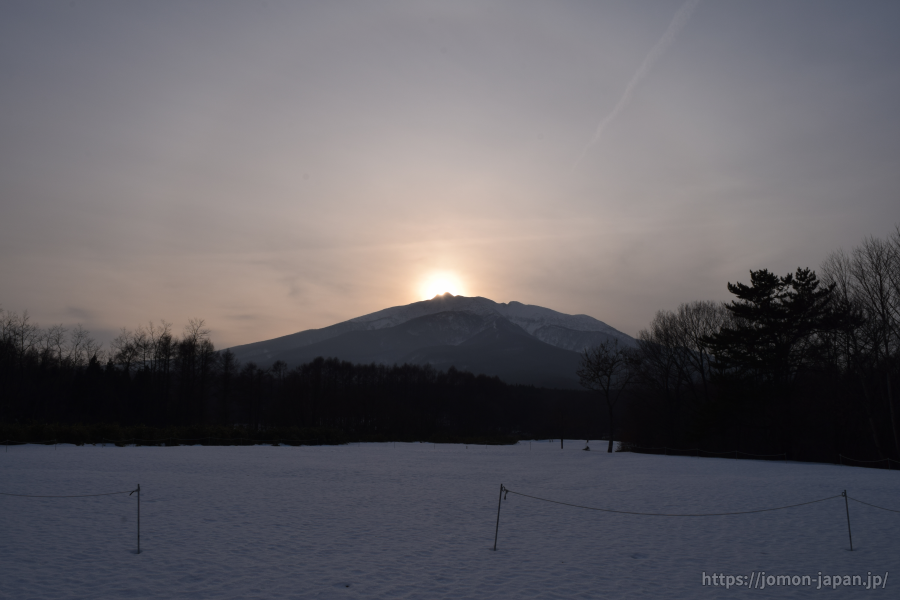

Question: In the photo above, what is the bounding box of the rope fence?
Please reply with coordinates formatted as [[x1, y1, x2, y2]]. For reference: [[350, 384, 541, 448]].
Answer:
[[624, 444, 787, 460], [3, 440, 899, 472], [624, 445, 900, 470], [848, 496, 900, 514], [99, 437, 324, 446], [2, 438, 519, 449], [0, 489, 133, 498], [3, 439, 57, 452], [492, 485, 899, 552], [839, 454, 899, 470], [1, 437, 325, 448], [501, 487, 842, 517], [0, 484, 142, 554], [6, 477, 900, 557]]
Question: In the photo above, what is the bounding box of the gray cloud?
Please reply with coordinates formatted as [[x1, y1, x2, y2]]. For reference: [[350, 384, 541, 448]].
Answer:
[[1, 0, 899, 349], [65, 307, 94, 322]]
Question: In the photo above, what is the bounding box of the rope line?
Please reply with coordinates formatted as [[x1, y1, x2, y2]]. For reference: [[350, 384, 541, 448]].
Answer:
[[840, 454, 900, 465], [0, 489, 136, 498], [99, 437, 321, 444], [2, 439, 57, 445], [848, 496, 900, 514], [628, 445, 786, 458], [502, 487, 842, 517], [736, 451, 787, 457]]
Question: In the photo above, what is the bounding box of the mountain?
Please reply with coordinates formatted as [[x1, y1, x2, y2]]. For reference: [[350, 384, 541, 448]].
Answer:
[[226, 294, 635, 389]]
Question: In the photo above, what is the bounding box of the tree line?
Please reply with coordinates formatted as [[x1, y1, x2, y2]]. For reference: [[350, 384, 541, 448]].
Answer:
[[5, 227, 897, 458], [0, 314, 597, 442], [581, 228, 900, 464]]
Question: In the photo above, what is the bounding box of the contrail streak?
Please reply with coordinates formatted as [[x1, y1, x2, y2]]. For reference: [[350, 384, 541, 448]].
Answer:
[[572, 0, 702, 172]]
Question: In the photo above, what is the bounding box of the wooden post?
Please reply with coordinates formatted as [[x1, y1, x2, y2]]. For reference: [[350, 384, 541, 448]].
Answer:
[[843, 490, 853, 551], [130, 484, 141, 554], [560, 404, 564, 449], [137, 483, 141, 554], [493, 484, 504, 551]]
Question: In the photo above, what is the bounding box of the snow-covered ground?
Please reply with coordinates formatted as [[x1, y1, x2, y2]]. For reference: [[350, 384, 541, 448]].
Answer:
[[2, 441, 898, 599]]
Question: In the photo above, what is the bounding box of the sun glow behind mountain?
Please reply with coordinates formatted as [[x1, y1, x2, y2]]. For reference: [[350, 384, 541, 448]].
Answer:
[[419, 272, 466, 300]]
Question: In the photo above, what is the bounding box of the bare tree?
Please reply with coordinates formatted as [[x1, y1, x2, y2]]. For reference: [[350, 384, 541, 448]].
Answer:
[[4, 310, 40, 368], [220, 349, 238, 426], [66, 324, 99, 368], [176, 318, 217, 424], [132, 326, 151, 373], [577, 338, 639, 452], [673, 301, 732, 398], [635, 301, 732, 446], [183, 318, 211, 345], [848, 237, 900, 458], [822, 248, 886, 455], [38, 324, 67, 365], [889, 226, 900, 331], [111, 328, 138, 375]]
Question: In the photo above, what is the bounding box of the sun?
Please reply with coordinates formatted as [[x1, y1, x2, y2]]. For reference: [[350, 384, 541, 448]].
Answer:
[[419, 272, 466, 300]]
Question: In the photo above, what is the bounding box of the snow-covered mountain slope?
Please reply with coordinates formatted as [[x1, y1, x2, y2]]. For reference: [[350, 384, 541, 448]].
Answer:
[[269, 311, 496, 369], [226, 295, 635, 387], [400, 316, 584, 389], [348, 294, 626, 340], [228, 294, 634, 367]]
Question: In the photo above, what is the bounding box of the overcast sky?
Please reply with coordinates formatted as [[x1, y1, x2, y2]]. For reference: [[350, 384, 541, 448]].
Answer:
[[2, 0, 899, 348]]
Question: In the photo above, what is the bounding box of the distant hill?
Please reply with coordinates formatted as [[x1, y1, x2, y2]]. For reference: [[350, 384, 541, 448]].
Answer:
[[226, 294, 635, 389]]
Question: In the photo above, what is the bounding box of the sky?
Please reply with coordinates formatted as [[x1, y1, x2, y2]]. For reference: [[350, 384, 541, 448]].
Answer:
[[2, 0, 899, 349]]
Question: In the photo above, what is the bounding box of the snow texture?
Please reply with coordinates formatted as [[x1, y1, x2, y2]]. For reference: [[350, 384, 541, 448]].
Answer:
[[2, 442, 898, 599], [228, 295, 635, 367], [350, 295, 624, 338]]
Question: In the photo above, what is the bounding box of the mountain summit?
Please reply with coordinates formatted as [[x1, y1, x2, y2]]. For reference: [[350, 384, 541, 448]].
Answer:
[[227, 295, 635, 389]]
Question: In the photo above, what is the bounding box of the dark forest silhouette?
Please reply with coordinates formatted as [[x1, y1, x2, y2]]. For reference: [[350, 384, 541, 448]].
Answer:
[[2, 227, 898, 464], [615, 228, 900, 467], [0, 314, 596, 443]]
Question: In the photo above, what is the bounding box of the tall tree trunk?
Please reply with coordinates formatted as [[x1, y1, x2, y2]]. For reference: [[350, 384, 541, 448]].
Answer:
[[886, 372, 900, 459], [859, 373, 884, 458], [607, 403, 614, 453]]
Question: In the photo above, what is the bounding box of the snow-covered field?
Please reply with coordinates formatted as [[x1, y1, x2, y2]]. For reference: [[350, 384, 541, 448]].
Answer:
[[2, 441, 898, 599]]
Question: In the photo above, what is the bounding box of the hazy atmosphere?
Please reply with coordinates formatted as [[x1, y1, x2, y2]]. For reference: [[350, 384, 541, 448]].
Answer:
[[3, 0, 899, 348]]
